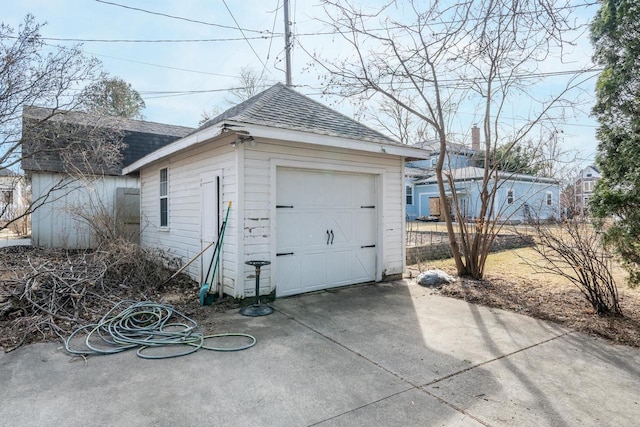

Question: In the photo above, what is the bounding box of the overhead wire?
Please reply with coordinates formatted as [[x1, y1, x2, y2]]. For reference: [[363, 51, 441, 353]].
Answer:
[[32, 36, 272, 43], [94, 0, 270, 34], [222, 0, 270, 72], [259, 0, 281, 82]]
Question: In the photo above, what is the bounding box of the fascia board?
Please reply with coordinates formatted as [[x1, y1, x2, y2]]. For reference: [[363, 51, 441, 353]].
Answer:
[[227, 122, 430, 159]]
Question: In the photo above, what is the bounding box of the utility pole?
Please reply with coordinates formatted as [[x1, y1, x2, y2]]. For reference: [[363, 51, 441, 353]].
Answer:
[[283, 0, 292, 86]]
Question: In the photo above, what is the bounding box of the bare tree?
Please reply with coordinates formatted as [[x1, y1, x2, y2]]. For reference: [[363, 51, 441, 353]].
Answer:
[[199, 66, 269, 127], [365, 95, 429, 144], [227, 66, 269, 104], [309, 0, 591, 279], [1, 15, 125, 232]]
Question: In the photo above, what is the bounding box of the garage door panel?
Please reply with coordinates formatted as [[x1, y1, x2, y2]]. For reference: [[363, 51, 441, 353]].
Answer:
[[326, 249, 354, 285], [351, 174, 376, 207], [276, 211, 301, 250], [300, 252, 327, 287], [327, 212, 353, 245], [276, 168, 377, 297], [330, 174, 354, 208], [353, 249, 376, 282], [300, 211, 329, 249], [354, 211, 377, 244], [276, 255, 301, 297]]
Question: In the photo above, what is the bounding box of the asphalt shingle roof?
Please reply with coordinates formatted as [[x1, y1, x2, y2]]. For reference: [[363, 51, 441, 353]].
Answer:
[[21, 106, 193, 175], [198, 83, 397, 145]]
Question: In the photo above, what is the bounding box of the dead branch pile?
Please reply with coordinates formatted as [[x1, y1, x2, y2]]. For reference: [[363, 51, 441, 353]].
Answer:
[[0, 241, 194, 352]]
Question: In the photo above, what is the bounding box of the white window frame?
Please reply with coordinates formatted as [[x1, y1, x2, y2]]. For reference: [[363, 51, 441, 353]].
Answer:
[[583, 180, 594, 193], [160, 168, 169, 228], [546, 191, 553, 206], [406, 185, 413, 205]]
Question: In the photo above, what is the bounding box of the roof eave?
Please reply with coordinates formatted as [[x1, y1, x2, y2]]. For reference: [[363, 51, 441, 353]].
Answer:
[[123, 119, 430, 175], [227, 121, 430, 159]]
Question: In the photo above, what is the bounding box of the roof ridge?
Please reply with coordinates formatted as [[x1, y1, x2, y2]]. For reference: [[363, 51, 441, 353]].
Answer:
[[23, 106, 194, 135], [233, 83, 287, 121]]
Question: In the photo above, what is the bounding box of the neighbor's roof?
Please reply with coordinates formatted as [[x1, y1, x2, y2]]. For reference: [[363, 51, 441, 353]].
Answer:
[[198, 83, 396, 145], [415, 166, 557, 185], [21, 106, 193, 175], [0, 168, 18, 177], [410, 140, 477, 156]]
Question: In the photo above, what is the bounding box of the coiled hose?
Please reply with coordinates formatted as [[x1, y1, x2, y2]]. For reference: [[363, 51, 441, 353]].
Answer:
[[65, 300, 256, 359]]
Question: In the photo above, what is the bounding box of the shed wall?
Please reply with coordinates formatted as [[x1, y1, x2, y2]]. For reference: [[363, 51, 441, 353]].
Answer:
[[241, 138, 405, 297], [30, 173, 139, 248], [138, 135, 238, 296]]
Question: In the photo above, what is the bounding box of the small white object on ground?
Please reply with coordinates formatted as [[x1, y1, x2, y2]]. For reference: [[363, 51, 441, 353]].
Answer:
[[416, 269, 455, 287]]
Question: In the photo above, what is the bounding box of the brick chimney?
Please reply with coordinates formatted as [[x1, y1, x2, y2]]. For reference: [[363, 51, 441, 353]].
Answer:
[[471, 125, 480, 151]]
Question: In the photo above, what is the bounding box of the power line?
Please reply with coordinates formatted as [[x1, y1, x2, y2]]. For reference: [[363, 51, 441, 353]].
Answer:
[[41, 41, 241, 78], [221, 0, 269, 72], [34, 36, 272, 43], [259, 0, 281, 82], [94, 0, 270, 34]]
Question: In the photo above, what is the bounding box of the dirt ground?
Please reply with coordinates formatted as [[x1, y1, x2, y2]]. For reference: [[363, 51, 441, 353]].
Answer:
[[408, 247, 640, 348], [3, 245, 639, 352], [0, 245, 238, 352]]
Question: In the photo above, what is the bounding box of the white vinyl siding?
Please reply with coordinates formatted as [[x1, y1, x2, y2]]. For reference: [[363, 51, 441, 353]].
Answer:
[[243, 138, 404, 297], [138, 134, 408, 299], [139, 134, 238, 295]]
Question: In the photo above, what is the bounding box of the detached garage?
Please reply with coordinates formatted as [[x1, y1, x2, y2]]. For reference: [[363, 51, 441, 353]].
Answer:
[[123, 84, 428, 299]]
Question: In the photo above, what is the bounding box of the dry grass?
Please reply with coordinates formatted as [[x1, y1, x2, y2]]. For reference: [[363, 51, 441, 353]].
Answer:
[[408, 247, 640, 347]]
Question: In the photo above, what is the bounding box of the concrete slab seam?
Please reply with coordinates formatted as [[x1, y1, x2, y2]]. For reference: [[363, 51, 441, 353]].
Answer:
[[422, 331, 572, 389], [274, 307, 493, 427], [306, 387, 415, 427]]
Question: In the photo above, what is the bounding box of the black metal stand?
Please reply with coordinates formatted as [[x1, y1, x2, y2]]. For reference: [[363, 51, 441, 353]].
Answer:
[[239, 260, 274, 317]]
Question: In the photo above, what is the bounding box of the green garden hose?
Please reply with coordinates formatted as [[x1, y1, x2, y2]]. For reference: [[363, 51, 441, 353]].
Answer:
[[65, 301, 256, 359]]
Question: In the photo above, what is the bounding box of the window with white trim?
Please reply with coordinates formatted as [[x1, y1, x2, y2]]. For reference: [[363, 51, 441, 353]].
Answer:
[[160, 168, 168, 227], [583, 180, 594, 193], [546, 191, 553, 206], [507, 189, 514, 205], [406, 185, 413, 205]]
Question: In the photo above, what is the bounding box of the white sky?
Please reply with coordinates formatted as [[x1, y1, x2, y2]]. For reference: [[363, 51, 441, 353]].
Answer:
[[4, 0, 601, 166]]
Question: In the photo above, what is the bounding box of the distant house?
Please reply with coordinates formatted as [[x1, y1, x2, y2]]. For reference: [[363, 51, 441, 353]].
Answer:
[[123, 83, 427, 299], [409, 166, 559, 223], [406, 126, 560, 223], [0, 168, 29, 231], [574, 165, 601, 215], [21, 106, 193, 248]]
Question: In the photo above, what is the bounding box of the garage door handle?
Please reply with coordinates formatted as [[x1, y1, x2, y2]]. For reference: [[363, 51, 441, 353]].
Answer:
[[276, 205, 294, 208], [277, 252, 294, 256], [330, 230, 334, 244], [326, 230, 330, 245], [361, 205, 375, 209], [361, 244, 376, 248]]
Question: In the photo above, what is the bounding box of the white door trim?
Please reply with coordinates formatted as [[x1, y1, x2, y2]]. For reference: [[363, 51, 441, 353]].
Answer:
[[270, 160, 383, 296]]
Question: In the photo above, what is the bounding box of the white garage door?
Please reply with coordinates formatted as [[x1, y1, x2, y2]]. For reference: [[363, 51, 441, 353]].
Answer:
[[275, 168, 377, 297]]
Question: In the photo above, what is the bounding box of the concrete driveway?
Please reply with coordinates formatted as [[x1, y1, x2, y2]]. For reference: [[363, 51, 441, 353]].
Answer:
[[1, 280, 639, 426]]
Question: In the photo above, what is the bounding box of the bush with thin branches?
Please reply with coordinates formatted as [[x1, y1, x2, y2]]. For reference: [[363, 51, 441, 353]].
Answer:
[[524, 218, 621, 316]]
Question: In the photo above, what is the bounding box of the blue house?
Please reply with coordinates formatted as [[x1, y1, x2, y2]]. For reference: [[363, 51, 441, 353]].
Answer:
[[405, 128, 560, 223]]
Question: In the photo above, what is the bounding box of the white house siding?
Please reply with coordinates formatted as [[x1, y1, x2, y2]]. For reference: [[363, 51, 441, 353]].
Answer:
[[30, 172, 139, 248], [138, 134, 238, 295], [241, 138, 405, 297]]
